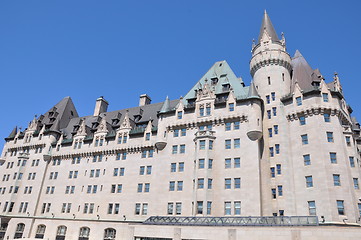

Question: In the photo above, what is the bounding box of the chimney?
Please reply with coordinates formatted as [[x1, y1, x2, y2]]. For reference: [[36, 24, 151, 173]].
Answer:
[[139, 94, 151, 106], [93, 96, 109, 116]]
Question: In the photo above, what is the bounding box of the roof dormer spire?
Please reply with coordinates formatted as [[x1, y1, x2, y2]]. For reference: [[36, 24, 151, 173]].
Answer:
[[258, 10, 279, 43]]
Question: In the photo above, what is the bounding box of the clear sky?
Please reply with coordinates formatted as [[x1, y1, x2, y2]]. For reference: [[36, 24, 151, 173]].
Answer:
[[0, 0, 360, 150]]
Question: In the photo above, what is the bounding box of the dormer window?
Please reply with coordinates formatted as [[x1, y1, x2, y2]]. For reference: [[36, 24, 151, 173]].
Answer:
[[322, 93, 329, 102], [177, 111, 183, 120], [211, 77, 218, 85], [206, 105, 211, 116], [222, 84, 230, 92], [296, 97, 302, 106], [199, 105, 205, 117], [229, 103, 234, 112], [145, 133, 150, 141]]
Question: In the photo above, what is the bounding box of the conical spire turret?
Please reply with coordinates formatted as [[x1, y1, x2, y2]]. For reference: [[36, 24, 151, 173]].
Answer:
[[258, 10, 279, 43]]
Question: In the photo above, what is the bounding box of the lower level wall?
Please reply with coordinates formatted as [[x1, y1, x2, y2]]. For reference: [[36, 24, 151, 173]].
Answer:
[[1, 217, 361, 240]]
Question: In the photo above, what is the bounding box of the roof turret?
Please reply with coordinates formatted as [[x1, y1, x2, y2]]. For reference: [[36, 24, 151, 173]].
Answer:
[[159, 96, 171, 113], [258, 10, 279, 43]]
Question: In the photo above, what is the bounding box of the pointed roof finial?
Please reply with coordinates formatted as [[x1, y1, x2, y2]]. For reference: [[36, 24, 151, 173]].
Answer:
[[247, 81, 260, 98], [258, 10, 279, 43], [159, 96, 171, 113]]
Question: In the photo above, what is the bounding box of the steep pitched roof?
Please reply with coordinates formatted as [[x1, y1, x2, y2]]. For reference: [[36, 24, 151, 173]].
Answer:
[[6, 127, 17, 140], [291, 50, 318, 91], [159, 96, 171, 113], [247, 82, 260, 99], [183, 60, 248, 103], [258, 10, 279, 43]]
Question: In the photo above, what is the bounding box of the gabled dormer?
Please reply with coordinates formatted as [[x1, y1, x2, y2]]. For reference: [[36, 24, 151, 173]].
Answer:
[[144, 120, 153, 141], [175, 98, 184, 120], [117, 111, 132, 145]]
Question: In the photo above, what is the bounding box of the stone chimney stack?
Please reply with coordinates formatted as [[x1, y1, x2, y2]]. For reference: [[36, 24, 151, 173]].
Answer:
[[139, 94, 151, 106], [94, 96, 109, 116]]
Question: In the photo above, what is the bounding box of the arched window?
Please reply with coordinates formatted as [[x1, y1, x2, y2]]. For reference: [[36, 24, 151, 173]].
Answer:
[[104, 228, 116, 240], [35, 224, 46, 239], [14, 223, 25, 239], [79, 227, 90, 240], [56, 225, 67, 240]]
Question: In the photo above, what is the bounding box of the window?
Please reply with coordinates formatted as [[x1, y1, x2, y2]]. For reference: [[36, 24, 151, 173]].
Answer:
[[234, 178, 241, 189], [234, 201, 241, 215], [306, 176, 313, 188], [148, 149, 154, 158], [301, 134, 308, 145], [225, 122, 232, 131], [349, 157, 355, 167], [324, 113, 330, 122], [146, 166, 152, 175], [278, 185, 283, 196], [275, 144, 280, 154], [299, 116, 306, 125], [337, 200, 345, 215], [104, 228, 116, 240], [208, 159, 213, 169], [268, 76, 271, 85], [172, 145, 178, 154], [234, 121, 240, 130], [327, 132, 334, 142], [145, 133, 150, 141], [198, 159, 205, 169], [137, 184, 143, 193], [333, 174, 341, 186], [345, 136, 351, 146], [180, 144, 185, 154], [224, 202, 231, 215], [207, 201, 212, 215], [234, 158, 240, 168], [144, 183, 150, 192], [36, 225, 46, 239], [179, 162, 184, 172], [177, 111, 183, 119], [167, 203, 174, 215], [271, 188, 276, 199], [229, 103, 234, 111], [269, 147, 274, 157], [330, 152, 337, 164], [177, 181, 183, 191], [135, 204, 141, 215], [197, 178, 204, 189], [199, 106, 204, 116], [206, 106, 211, 116], [207, 179, 213, 189], [139, 166, 145, 175], [225, 159, 231, 169], [271, 92, 275, 101], [266, 95, 270, 104], [272, 107, 277, 116], [225, 178, 231, 189], [234, 139, 240, 148], [56, 226, 67, 239], [274, 125, 278, 134], [225, 140, 231, 149], [79, 227, 90, 239], [173, 129, 179, 137], [181, 128, 186, 136], [308, 201, 316, 215], [276, 164, 281, 174], [358, 203, 361, 217], [270, 167, 275, 178], [267, 110, 271, 119], [296, 96, 302, 106], [169, 181, 175, 191], [303, 154, 311, 166], [209, 140, 213, 150], [354, 178, 359, 189], [322, 93, 329, 102], [141, 150, 147, 158], [197, 201, 203, 214], [199, 140, 205, 150], [268, 128, 272, 137], [142, 203, 148, 215]]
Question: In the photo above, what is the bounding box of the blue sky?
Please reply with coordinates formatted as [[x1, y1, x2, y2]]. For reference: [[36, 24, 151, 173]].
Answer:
[[0, 1, 360, 150]]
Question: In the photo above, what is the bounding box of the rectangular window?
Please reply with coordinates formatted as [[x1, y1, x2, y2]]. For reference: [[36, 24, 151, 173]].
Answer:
[[333, 174, 341, 186], [337, 200, 345, 215], [234, 201, 241, 215], [266, 95, 270, 104], [324, 113, 331, 122], [234, 178, 241, 189], [234, 121, 240, 130], [327, 132, 334, 142], [146, 166, 152, 175], [167, 203, 174, 215], [268, 128, 272, 137], [308, 201, 316, 216], [345, 136, 351, 146], [301, 134, 308, 145], [117, 135, 122, 144], [271, 92, 275, 101], [181, 128, 186, 136], [208, 159, 213, 169], [142, 203, 148, 215], [225, 139, 231, 149], [278, 185, 283, 196], [199, 107, 204, 117], [177, 111, 183, 119], [176, 203, 182, 215], [330, 152, 337, 164], [322, 93, 329, 102], [169, 181, 175, 191], [274, 125, 278, 134], [172, 145, 178, 154], [180, 144, 185, 154], [303, 154, 311, 166], [137, 183, 143, 193], [234, 138, 240, 148], [229, 103, 234, 112], [207, 178, 213, 189], [179, 162, 184, 172], [197, 201, 203, 214], [299, 116, 306, 125], [198, 159, 205, 169], [206, 106, 211, 116], [135, 203, 141, 215], [234, 158, 240, 168], [354, 178, 359, 189], [225, 158, 231, 169], [225, 178, 231, 189], [198, 178, 204, 189], [173, 129, 179, 137], [199, 140, 206, 150], [272, 107, 277, 116], [349, 157, 355, 167], [177, 181, 183, 191], [144, 183, 150, 192], [275, 144, 280, 154], [171, 163, 176, 172], [139, 166, 145, 175], [358, 203, 361, 217], [270, 167, 275, 178], [141, 150, 147, 158], [296, 96, 302, 106], [209, 140, 213, 150], [267, 110, 271, 119], [269, 147, 274, 157], [271, 188, 276, 199], [224, 202, 231, 215], [306, 176, 313, 188], [225, 122, 232, 131], [207, 201, 212, 215], [276, 164, 281, 174]]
